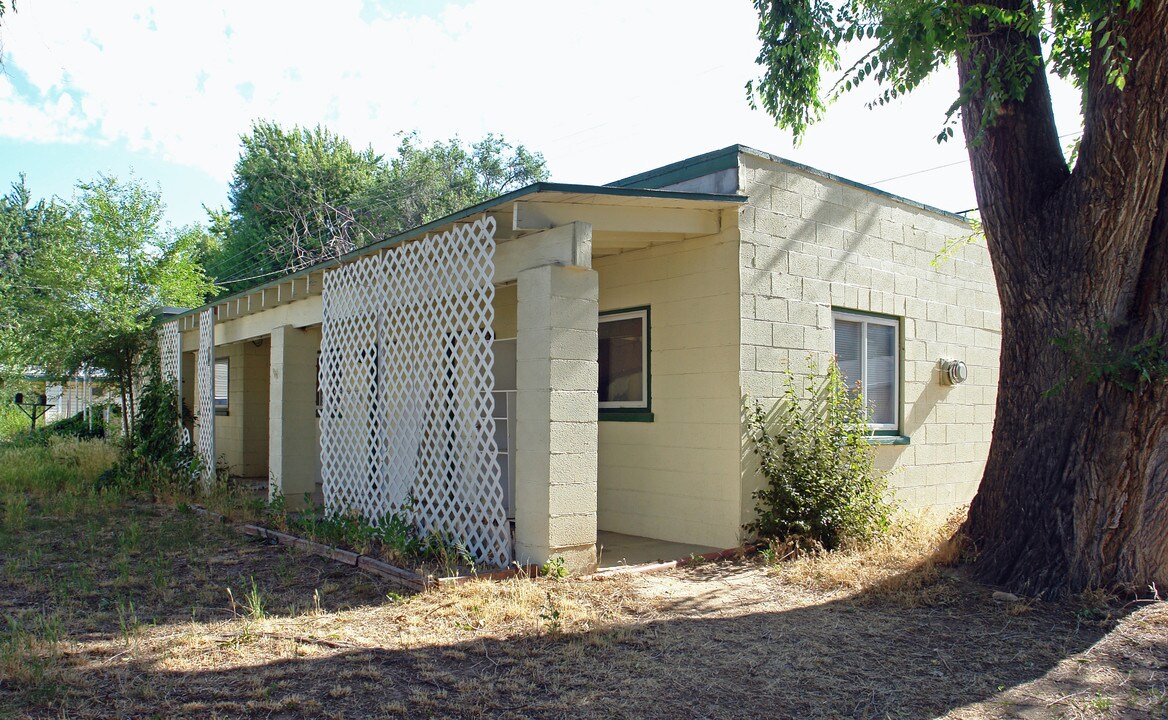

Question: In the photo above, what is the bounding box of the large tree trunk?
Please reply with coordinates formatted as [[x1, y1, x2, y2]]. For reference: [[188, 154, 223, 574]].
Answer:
[[959, 1, 1168, 595]]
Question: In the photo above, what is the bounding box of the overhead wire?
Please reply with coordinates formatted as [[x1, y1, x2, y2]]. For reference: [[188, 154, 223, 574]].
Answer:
[[868, 130, 1084, 186], [207, 166, 517, 287]]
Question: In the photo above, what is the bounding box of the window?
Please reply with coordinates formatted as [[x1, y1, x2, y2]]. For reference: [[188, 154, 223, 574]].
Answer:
[[599, 307, 651, 419], [833, 310, 899, 431], [214, 358, 229, 414]]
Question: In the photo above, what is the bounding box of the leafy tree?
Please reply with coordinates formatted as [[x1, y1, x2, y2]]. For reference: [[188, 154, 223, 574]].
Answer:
[[1, 175, 214, 443], [207, 123, 549, 292], [206, 121, 387, 287], [749, 0, 1167, 595], [369, 132, 550, 232], [0, 176, 63, 377]]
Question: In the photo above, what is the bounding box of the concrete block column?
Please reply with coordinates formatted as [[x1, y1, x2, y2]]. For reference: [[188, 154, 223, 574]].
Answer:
[[269, 325, 319, 508], [514, 263, 599, 573]]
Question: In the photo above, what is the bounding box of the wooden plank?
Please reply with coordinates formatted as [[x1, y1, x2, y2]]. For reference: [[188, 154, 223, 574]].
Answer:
[[356, 556, 429, 591], [494, 222, 592, 282]]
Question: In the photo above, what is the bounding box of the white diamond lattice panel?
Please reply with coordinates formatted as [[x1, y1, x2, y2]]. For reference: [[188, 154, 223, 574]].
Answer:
[[196, 309, 216, 488], [320, 216, 508, 566], [159, 322, 180, 384]]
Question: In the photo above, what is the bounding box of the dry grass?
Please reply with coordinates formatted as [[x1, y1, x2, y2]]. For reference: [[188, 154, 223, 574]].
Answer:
[[2, 450, 1165, 719], [763, 507, 968, 604]]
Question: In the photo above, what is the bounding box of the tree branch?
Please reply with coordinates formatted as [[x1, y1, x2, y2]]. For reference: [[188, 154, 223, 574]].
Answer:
[[958, 2, 1070, 274], [1073, 0, 1168, 324]]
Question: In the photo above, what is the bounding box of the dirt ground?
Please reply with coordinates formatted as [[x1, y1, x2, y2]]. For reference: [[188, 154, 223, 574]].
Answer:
[[1, 498, 1165, 719]]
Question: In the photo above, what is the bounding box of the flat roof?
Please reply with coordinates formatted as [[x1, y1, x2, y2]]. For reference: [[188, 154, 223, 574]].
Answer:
[[165, 182, 745, 325]]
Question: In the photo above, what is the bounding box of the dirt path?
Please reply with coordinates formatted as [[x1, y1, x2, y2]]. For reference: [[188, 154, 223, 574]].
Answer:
[[624, 561, 1167, 720]]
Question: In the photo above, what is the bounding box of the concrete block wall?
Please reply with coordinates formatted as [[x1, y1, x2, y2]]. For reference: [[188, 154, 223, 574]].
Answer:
[[737, 152, 1001, 524], [594, 221, 744, 549], [514, 264, 599, 571]]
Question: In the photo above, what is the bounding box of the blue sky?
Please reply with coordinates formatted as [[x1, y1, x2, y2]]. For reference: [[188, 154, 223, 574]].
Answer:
[[0, 1, 1084, 229]]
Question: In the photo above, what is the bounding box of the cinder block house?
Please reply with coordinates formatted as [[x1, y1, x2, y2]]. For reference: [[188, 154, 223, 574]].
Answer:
[[155, 145, 1000, 572]]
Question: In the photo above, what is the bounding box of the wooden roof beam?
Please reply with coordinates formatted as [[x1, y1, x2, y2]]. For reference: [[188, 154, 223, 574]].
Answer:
[[513, 202, 720, 236]]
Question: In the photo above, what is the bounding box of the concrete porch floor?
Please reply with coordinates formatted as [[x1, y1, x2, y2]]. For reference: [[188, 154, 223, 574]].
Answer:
[[596, 531, 720, 569]]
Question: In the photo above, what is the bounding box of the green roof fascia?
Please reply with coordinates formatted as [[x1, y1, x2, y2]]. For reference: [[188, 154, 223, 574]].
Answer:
[[606, 145, 741, 190], [164, 182, 746, 326], [608, 143, 968, 222]]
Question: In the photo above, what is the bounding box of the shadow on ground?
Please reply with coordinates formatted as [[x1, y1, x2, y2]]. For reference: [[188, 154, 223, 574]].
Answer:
[[8, 556, 1163, 720]]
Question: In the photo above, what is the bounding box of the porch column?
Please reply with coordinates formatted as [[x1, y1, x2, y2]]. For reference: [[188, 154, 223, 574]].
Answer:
[[514, 263, 599, 572], [269, 325, 317, 507]]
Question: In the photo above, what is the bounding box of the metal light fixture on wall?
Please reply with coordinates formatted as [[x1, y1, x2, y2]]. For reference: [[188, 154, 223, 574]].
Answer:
[[939, 359, 969, 385]]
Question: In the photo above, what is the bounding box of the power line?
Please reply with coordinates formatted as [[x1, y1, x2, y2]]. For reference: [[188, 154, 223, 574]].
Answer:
[[207, 171, 507, 287], [870, 159, 968, 186], [869, 130, 1084, 187], [214, 266, 292, 286]]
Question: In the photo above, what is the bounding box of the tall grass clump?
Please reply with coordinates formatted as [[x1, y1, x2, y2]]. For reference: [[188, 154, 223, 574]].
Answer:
[[745, 358, 895, 551], [766, 509, 968, 602], [0, 438, 118, 498], [0, 609, 66, 704], [0, 402, 29, 440]]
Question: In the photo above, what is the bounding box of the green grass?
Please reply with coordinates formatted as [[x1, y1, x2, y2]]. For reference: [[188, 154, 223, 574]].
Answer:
[[0, 404, 30, 440], [0, 438, 119, 498]]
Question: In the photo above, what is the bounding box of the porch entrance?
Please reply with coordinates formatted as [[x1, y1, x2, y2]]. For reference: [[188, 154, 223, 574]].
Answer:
[[492, 337, 517, 520]]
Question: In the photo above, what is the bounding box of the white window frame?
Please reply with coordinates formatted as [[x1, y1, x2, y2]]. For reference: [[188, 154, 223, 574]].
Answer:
[[832, 310, 900, 432], [598, 308, 649, 411]]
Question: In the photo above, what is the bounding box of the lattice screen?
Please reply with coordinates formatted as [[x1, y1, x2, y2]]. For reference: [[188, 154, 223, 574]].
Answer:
[[159, 322, 180, 385], [319, 216, 508, 566], [196, 309, 216, 488], [157, 321, 187, 447]]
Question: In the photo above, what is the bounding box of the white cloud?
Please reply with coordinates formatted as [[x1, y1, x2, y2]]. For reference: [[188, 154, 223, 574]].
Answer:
[[0, 1, 1084, 211]]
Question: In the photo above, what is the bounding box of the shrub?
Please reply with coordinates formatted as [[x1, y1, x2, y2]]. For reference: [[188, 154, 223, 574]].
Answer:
[[124, 337, 199, 494], [745, 358, 895, 550]]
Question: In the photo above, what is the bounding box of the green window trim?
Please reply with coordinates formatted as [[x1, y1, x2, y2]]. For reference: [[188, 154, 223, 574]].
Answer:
[[598, 305, 652, 421], [599, 410, 655, 423], [866, 434, 911, 446]]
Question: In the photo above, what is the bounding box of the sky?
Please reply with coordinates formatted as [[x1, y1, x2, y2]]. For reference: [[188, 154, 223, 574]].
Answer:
[[0, 1, 1085, 230]]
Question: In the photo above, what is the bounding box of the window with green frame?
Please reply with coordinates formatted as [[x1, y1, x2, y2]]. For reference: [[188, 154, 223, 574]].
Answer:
[[598, 306, 652, 421]]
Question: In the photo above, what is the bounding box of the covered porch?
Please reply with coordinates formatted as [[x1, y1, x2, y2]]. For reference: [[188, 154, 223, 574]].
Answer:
[[160, 182, 742, 573]]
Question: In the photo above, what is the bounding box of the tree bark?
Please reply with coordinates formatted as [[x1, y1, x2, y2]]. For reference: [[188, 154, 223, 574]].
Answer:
[[959, 1, 1168, 595], [124, 347, 137, 453]]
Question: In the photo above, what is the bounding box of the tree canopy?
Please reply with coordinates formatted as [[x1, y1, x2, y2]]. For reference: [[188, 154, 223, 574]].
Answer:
[[0, 175, 215, 437], [748, 0, 1129, 143], [750, 0, 1168, 595], [204, 123, 549, 293]]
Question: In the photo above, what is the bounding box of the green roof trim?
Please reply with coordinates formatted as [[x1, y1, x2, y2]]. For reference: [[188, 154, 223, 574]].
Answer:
[[607, 145, 741, 190], [608, 144, 968, 222], [163, 182, 745, 325]]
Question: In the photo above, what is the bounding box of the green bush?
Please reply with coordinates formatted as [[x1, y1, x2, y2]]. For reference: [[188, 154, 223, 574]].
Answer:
[[745, 358, 895, 550], [261, 492, 478, 573]]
